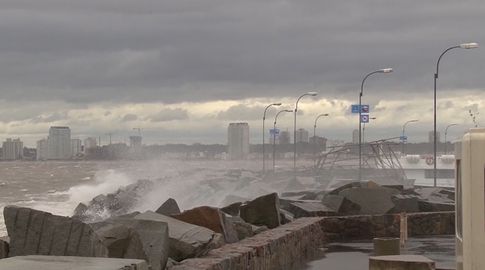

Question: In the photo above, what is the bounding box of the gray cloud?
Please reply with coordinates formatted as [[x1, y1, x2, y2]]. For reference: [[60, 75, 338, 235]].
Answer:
[[147, 108, 188, 122], [121, 114, 138, 122], [0, 0, 482, 105]]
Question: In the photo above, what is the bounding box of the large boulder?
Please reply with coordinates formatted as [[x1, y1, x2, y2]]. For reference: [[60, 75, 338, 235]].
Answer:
[[171, 206, 238, 243], [287, 201, 335, 218], [220, 202, 242, 216], [240, 193, 281, 229], [0, 255, 148, 270], [0, 237, 8, 259], [135, 211, 223, 261], [91, 218, 169, 270], [321, 194, 361, 215], [339, 187, 398, 215], [3, 206, 108, 257], [156, 198, 181, 216], [73, 179, 154, 222], [391, 194, 420, 213]]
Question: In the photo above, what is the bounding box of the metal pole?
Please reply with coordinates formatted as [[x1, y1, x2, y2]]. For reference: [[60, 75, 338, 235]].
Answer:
[[263, 103, 280, 173], [401, 120, 418, 156], [313, 114, 329, 167], [294, 92, 317, 176], [444, 123, 458, 155], [274, 109, 292, 173], [434, 46, 460, 187]]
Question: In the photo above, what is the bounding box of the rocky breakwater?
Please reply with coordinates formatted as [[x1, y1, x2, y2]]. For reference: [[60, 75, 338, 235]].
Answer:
[[1, 177, 321, 270]]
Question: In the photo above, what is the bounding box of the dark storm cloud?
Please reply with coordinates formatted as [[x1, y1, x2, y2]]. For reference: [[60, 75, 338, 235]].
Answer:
[[147, 108, 189, 122], [0, 0, 483, 104]]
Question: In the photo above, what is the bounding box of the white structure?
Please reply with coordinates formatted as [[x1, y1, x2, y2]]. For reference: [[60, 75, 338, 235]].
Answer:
[[2, 138, 23, 160], [47, 126, 71, 160], [71, 139, 82, 157], [228, 123, 250, 160], [83, 137, 97, 152], [36, 139, 48, 160], [295, 128, 309, 143], [456, 128, 485, 270]]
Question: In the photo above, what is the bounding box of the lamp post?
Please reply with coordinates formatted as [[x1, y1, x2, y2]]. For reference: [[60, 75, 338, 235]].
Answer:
[[444, 123, 458, 154], [274, 109, 293, 172], [359, 68, 392, 181], [362, 117, 376, 144], [262, 103, 282, 173], [294, 92, 318, 175], [313, 113, 329, 166], [433, 42, 478, 187], [401, 119, 419, 155]]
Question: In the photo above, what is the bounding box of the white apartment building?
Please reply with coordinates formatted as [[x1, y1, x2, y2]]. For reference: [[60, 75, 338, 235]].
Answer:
[[2, 138, 23, 160], [71, 139, 82, 157], [36, 139, 48, 160], [83, 137, 97, 152], [227, 123, 250, 160], [296, 128, 309, 143], [47, 126, 71, 160]]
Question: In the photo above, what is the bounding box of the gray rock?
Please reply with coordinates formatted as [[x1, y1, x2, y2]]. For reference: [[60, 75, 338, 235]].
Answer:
[[220, 202, 242, 216], [391, 194, 420, 213], [0, 255, 148, 270], [240, 193, 281, 229], [279, 209, 294, 224], [91, 218, 169, 270], [4, 206, 108, 257], [156, 198, 181, 216], [321, 194, 361, 215], [0, 237, 8, 259], [339, 187, 398, 215], [226, 216, 254, 240], [287, 201, 335, 218], [135, 211, 223, 261]]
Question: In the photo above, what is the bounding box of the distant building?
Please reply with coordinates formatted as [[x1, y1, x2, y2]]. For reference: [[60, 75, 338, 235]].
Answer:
[[83, 137, 97, 152], [428, 131, 441, 143], [2, 138, 23, 160], [228, 123, 250, 160], [71, 139, 82, 157], [310, 136, 328, 152], [279, 130, 291, 144], [352, 129, 359, 144], [36, 139, 48, 160], [47, 126, 71, 159], [129, 136, 142, 149], [296, 128, 309, 143]]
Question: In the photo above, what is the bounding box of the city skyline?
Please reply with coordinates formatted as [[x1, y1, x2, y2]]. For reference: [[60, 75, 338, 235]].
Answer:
[[0, 1, 483, 146]]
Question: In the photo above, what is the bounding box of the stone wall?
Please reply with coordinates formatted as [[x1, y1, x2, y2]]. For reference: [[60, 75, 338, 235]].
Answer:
[[169, 217, 324, 270], [321, 211, 455, 242]]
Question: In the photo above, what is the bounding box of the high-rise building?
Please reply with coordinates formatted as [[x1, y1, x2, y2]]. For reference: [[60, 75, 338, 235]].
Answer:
[[279, 130, 291, 144], [228, 123, 250, 160], [310, 136, 328, 152], [352, 129, 359, 144], [296, 128, 309, 143], [71, 139, 82, 157], [2, 138, 23, 160], [83, 137, 97, 152], [36, 139, 48, 160], [47, 126, 72, 159], [428, 131, 441, 143]]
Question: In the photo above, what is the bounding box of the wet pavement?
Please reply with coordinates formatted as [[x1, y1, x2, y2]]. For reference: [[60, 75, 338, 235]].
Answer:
[[302, 235, 455, 270]]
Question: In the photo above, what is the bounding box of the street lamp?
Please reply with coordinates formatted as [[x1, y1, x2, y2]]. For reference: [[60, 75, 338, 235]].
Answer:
[[274, 109, 293, 172], [313, 113, 329, 166], [363, 117, 377, 144], [401, 119, 419, 155], [444, 123, 458, 154], [433, 42, 478, 187], [262, 103, 282, 173], [294, 91, 318, 175], [359, 68, 392, 181]]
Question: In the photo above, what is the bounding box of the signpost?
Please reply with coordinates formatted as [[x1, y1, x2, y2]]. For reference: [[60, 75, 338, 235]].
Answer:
[[360, 114, 369, 123]]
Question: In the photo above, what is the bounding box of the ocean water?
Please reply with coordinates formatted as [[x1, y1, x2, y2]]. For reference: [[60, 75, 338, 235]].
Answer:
[[0, 159, 278, 237]]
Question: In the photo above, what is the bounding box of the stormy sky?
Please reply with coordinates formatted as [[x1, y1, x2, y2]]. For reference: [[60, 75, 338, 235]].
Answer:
[[0, 0, 484, 146]]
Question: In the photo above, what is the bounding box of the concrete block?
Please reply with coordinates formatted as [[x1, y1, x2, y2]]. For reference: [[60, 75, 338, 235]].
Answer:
[[369, 255, 436, 270], [156, 198, 181, 216], [240, 193, 281, 229], [0, 237, 9, 259], [4, 206, 108, 257], [0, 255, 148, 270]]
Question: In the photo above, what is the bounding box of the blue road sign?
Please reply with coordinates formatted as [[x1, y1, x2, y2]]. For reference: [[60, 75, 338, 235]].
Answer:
[[351, 105, 360, 114], [270, 129, 280, 135], [361, 104, 370, 113], [360, 114, 369, 123], [400, 135, 408, 142]]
